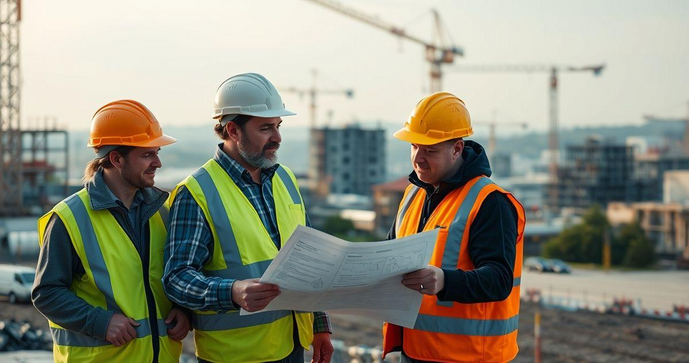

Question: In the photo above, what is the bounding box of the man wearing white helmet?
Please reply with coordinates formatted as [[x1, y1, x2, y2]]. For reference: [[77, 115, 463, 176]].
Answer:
[[164, 73, 334, 363]]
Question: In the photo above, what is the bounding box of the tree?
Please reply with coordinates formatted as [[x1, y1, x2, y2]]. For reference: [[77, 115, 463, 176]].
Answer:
[[620, 222, 656, 268], [322, 215, 355, 238], [542, 205, 608, 264]]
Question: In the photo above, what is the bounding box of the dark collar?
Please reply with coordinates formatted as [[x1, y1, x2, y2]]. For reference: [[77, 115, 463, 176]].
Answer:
[[213, 143, 280, 184], [85, 169, 166, 211]]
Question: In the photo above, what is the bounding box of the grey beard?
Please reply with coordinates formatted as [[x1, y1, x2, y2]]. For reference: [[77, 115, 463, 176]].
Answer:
[[238, 147, 277, 169]]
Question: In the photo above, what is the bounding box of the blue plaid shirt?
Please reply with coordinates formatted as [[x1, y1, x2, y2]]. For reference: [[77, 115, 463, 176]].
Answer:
[[163, 144, 331, 333]]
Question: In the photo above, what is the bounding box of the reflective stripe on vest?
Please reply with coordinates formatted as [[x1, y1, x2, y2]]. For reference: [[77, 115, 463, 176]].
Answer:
[[63, 192, 120, 312], [203, 260, 272, 281], [51, 318, 170, 347], [436, 177, 494, 307], [414, 313, 519, 336], [191, 166, 242, 265], [193, 310, 291, 331], [275, 166, 302, 204], [395, 186, 420, 237]]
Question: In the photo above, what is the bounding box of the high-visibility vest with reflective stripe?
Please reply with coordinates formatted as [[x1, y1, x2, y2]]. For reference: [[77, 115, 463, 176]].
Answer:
[[171, 160, 314, 363], [383, 176, 526, 363], [37, 189, 182, 363]]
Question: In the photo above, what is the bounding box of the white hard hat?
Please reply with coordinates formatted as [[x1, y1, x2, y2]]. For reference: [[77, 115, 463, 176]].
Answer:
[[213, 73, 295, 126]]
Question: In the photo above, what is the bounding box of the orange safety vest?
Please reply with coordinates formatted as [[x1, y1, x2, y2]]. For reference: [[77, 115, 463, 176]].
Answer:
[[383, 176, 525, 363]]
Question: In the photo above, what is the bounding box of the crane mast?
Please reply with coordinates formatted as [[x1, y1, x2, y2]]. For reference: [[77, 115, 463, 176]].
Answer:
[[281, 68, 354, 129], [451, 63, 604, 213]]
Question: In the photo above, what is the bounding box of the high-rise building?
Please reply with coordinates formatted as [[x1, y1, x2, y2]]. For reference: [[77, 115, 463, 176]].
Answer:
[[309, 124, 386, 197], [632, 153, 689, 202], [547, 136, 634, 214]]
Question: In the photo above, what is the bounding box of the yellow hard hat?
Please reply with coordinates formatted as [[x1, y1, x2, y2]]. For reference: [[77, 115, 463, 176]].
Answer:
[[87, 100, 177, 149], [393, 92, 473, 145]]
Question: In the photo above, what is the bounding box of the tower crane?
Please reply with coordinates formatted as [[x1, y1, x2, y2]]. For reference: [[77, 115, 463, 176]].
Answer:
[[281, 68, 354, 129], [304, 0, 463, 93], [450, 64, 605, 186]]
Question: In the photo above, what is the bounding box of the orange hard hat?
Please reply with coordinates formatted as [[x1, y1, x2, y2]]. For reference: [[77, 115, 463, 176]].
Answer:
[[393, 92, 473, 145], [87, 100, 176, 150]]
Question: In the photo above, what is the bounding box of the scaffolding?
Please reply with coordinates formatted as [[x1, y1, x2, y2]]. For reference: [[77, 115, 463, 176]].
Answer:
[[22, 117, 69, 213], [0, 0, 22, 216]]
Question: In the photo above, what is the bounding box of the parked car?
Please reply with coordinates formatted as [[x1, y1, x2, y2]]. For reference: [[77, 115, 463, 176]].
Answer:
[[524, 257, 553, 273], [548, 259, 572, 274], [0, 265, 35, 304]]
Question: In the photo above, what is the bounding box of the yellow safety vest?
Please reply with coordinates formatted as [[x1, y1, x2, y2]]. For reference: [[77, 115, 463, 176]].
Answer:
[[171, 160, 314, 363], [37, 189, 182, 363]]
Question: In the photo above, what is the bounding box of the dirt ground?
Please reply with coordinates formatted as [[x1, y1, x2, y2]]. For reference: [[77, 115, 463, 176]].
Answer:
[[3, 297, 688, 362]]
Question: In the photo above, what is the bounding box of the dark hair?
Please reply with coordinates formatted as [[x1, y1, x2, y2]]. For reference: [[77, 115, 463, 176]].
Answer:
[[214, 114, 253, 140], [82, 146, 135, 183]]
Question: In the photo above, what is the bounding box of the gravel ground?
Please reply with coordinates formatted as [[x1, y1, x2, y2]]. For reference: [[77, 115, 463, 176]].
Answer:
[[3, 297, 688, 362]]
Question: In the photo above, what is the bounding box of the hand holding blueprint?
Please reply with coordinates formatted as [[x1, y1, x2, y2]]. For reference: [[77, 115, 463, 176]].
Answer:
[[242, 225, 438, 328]]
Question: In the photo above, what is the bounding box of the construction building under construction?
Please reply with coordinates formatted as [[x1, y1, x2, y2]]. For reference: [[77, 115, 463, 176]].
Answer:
[[546, 136, 635, 214], [309, 124, 386, 197], [0, 0, 69, 217]]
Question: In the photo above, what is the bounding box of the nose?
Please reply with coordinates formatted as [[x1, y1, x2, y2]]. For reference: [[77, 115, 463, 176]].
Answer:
[[412, 149, 424, 165], [152, 154, 162, 168], [271, 129, 282, 144]]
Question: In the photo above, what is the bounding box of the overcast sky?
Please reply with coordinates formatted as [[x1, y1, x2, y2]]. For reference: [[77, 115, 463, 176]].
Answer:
[[20, 0, 689, 136]]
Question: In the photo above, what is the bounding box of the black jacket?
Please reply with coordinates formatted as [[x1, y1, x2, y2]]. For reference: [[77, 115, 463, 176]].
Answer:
[[388, 140, 518, 303]]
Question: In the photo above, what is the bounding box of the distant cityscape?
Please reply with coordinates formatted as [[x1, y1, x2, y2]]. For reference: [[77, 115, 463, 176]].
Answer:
[[1, 116, 688, 269]]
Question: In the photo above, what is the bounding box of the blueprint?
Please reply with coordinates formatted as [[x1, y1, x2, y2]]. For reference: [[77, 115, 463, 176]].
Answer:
[[240, 225, 438, 328]]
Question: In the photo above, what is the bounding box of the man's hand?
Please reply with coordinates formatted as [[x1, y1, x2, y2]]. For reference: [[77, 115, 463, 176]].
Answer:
[[402, 266, 445, 295], [231, 278, 281, 312], [311, 332, 334, 363], [105, 313, 140, 347], [165, 308, 191, 341]]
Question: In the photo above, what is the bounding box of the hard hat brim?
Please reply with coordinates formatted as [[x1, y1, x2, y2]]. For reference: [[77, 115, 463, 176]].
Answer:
[[136, 133, 177, 147], [393, 128, 457, 145], [88, 133, 177, 149], [213, 108, 296, 120]]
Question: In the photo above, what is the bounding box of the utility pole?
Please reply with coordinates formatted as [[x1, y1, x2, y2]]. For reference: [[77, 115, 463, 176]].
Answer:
[[603, 229, 611, 273], [684, 100, 689, 156]]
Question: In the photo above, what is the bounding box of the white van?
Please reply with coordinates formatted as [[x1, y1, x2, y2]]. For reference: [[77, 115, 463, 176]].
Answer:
[[0, 264, 36, 304]]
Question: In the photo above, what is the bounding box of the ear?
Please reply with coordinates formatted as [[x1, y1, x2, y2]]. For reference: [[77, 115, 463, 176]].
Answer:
[[108, 151, 125, 170], [453, 139, 465, 158], [226, 122, 242, 143]]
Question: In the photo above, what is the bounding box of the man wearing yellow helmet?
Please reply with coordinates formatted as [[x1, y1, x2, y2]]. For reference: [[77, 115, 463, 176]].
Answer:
[[382, 92, 526, 363], [33, 100, 190, 362]]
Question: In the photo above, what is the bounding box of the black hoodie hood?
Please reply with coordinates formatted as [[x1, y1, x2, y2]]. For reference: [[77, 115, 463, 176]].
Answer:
[[409, 140, 492, 191]]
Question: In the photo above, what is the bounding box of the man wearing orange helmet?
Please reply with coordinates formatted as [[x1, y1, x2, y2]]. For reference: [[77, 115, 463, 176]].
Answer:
[[382, 92, 526, 363], [33, 100, 190, 362]]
